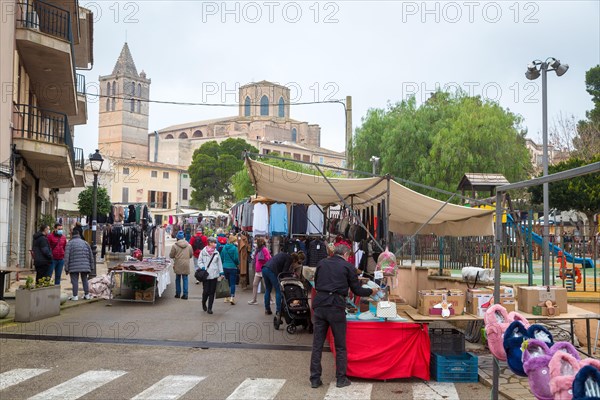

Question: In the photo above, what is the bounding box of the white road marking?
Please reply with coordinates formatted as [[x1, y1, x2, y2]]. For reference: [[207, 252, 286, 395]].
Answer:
[[0, 369, 49, 391], [131, 375, 206, 400], [324, 381, 373, 399], [412, 381, 460, 400], [226, 378, 285, 400], [28, 370, 127, 400]]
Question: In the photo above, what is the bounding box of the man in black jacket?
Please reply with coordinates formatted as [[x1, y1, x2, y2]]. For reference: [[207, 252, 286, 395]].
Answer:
[[309, 244, 378, 389], [32, 224, 53, 282]]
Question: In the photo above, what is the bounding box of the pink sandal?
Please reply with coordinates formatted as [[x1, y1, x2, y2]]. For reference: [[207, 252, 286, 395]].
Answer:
[[484, 304, 511, 361], [549, 351, 581, 400]]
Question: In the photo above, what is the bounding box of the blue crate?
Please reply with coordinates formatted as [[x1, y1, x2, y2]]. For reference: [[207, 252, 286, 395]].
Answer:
[[430, 352, 478, 382]]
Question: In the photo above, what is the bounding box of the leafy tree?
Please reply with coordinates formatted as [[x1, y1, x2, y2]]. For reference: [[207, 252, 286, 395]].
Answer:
[[188, 138, 257, 208], [77, 186, 111, 217], [529, 154, 600, 224], [572, 65, 600, 161], [352, 90, 532, 200]]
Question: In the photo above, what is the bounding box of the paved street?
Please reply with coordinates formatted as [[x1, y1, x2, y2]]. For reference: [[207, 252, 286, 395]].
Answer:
[[0, 240, 505, 399], [0, 340, 501, 400]]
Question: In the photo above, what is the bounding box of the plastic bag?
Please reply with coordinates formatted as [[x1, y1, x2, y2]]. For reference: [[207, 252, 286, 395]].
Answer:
[[376, 247, 397, 275]]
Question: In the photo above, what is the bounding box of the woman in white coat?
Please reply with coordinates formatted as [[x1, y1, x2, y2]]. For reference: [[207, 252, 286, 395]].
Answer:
[[198, 237, 224, 314]]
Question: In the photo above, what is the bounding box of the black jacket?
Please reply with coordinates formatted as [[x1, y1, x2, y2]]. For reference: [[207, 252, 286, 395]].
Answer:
[[313, 255, 372, 309], [262, 252, 293, 276], [32, 232, 52, 267]]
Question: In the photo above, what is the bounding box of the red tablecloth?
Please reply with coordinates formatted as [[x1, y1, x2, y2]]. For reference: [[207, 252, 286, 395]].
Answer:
[[327, 321, 430, 381]]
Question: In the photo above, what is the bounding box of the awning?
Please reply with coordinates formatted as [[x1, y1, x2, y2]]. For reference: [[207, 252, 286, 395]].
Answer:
[[246, 159, 494, 236]]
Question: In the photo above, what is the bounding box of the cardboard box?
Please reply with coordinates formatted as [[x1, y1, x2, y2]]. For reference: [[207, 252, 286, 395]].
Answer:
[[417, 290, 465, 316], [517, 286, 568, 314], [486, 286, 515, 297], [532, 304, 561, 316], [467, 288, 516, 316]]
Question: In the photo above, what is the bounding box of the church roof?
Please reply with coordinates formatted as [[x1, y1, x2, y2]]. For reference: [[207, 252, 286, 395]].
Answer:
[[112, 42, 138, 77], [240, 80, 289, 90]]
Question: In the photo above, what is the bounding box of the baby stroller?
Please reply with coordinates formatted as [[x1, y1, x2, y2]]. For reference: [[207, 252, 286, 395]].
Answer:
[[274, 272, 312, 334]]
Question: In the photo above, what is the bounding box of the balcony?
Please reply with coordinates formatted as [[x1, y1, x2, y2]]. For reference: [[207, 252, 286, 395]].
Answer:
[[15, 0, 77, 116], [73, 146, 86, 186], [12, 103, 77, 188], [69, 73, 87, 125], [73, 6, 94, 69]]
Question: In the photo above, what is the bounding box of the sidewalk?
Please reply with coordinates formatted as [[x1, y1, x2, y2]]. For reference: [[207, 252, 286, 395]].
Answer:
[[478, 355, 534, 400]]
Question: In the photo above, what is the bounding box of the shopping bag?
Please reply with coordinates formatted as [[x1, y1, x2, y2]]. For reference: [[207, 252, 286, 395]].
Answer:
[[194, 268, 209, 282], [216, 278, 231, 299]]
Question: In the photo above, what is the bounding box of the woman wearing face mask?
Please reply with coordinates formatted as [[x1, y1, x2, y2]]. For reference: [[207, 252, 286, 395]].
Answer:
[[32, 225, 53, 283], [47, 223, 67, 285], [198, 237, 224, 314]]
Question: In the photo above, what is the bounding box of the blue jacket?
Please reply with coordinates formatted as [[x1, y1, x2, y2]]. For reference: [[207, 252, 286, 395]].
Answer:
[[221, 243, 239, 270]]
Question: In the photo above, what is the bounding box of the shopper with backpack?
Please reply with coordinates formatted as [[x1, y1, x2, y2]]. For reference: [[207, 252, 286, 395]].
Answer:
[[215, 228, 228, 253], [190, 227, 207, 283]]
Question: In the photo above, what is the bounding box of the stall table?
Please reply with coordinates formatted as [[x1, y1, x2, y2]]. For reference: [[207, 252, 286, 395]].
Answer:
[[327, 319, 430, 380], [108, 258, 172, 304]]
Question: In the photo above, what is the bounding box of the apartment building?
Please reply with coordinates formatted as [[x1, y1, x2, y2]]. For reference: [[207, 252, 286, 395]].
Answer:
[[0, 0, 93, 277]]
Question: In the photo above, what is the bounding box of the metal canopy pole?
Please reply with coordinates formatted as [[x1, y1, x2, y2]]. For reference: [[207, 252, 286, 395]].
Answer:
[[314, 164, 384, 252], [386, 176, 391, 248], [492, 191, 503, 400]]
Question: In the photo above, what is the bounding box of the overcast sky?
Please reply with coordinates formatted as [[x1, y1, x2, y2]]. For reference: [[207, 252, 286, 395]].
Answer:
[[75, 0, 600, 157]]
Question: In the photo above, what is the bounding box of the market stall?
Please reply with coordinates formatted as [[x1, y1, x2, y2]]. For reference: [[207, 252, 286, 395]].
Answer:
[[244, 154, 497, 381], [108, 257, 172, 304]]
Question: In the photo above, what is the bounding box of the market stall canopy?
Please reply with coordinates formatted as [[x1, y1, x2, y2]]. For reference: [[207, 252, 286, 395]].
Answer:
[[246, 158, 494, 236]]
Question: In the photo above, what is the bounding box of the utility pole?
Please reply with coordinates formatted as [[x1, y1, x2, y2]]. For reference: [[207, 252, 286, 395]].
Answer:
[[345, 95, 352, 172]]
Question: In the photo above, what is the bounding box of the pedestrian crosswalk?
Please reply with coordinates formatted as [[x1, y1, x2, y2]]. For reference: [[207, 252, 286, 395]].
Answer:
[[0, 367, 468, 399]]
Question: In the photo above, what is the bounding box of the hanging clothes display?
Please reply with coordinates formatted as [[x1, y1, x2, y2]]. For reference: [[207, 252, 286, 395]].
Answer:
[[252, 202, 269, 236], [128, 205, 136, 223], [269, 203, 288, 236], [306, 204, 324, 235]]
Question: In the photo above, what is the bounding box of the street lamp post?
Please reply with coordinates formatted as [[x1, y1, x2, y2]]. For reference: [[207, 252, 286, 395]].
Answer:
[[370, 156, 380, 175], [525, 58, 568, 287], [88, 149, 104, 278]]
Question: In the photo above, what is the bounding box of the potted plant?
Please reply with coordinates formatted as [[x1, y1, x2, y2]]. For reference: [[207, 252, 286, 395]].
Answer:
[[15, 276, 61, 322]]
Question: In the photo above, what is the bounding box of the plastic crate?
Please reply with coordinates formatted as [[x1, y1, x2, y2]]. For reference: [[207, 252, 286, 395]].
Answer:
[[430, 352, 479, 382], [429, 327, 465, 354]]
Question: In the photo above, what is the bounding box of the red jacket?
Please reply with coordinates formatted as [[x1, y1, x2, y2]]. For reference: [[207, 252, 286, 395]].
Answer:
[[47, 232, 67, 260], [189, 234, 208, 258]]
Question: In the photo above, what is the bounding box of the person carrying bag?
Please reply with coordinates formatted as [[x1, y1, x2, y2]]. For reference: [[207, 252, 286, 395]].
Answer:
[[198, 237, 224, 314]]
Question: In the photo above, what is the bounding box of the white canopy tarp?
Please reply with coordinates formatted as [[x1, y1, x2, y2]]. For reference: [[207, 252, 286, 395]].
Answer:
[[246, 159, 494, 236]]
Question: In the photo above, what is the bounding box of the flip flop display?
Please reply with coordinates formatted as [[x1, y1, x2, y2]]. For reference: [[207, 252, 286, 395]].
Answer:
[[572, 365, 600, 400], [504, 321, 529, 377]]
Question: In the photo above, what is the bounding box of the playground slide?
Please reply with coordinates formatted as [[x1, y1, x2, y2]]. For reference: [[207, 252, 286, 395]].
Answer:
[[506, 214, 595, 268]]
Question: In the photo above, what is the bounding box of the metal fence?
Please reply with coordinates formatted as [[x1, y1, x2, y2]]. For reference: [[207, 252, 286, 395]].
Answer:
[[392, 218, 599, 292]]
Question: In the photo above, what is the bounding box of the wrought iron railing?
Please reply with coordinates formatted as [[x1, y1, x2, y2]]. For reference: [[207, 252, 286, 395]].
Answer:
[[17, 0, 72, 42], [17, 0, 77, 84], [74, 147, 85, 169], [76, 73, 85, 95], [12, 103, 76, 172]]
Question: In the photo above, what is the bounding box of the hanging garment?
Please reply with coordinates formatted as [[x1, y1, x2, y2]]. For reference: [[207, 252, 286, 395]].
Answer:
[[306, 204, 324, 235], [241, 202, 254, 231], [252, 203, 269, 236], [135, 205, 141, 223], [128, 205, 136, 223], [307, 238, 328, 267], [269, 203, 288, 236], [291, 204, 308, 235]]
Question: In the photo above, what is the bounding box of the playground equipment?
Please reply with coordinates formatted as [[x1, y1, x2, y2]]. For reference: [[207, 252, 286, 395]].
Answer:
[[506, 214, 595, 269], [557, 250, 582, 291]]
